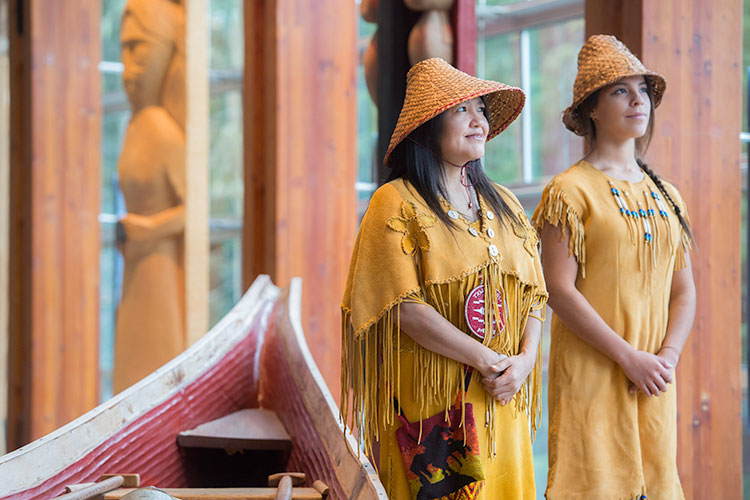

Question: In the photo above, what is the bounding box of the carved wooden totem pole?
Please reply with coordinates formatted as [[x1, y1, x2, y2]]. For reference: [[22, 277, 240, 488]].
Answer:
[[114, 0, 187, 393]]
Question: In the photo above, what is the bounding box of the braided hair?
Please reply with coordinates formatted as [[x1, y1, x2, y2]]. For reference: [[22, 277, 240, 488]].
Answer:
[[636, 159, 695, 245]]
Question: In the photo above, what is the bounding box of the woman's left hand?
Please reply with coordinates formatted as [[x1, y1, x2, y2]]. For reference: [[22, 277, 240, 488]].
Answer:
[[628, 346, 680, 395], [480, 351, 536, 405]]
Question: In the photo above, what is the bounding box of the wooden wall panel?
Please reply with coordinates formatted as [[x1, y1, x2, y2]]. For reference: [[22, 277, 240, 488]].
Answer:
[[586, 0, 742, 497], [0, 0, 10, 453], [7, 0, 100, 449], [585, 0, 642, 54], [0, 0, 9, 455], [242, 1, 271, 287], [244, 0, 357, 402]]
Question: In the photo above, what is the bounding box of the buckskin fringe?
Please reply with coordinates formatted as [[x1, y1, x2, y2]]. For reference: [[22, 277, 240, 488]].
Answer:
[[674, 226, 693, 271], [340, 262, 547, 459], [532, 184, 587, 277]]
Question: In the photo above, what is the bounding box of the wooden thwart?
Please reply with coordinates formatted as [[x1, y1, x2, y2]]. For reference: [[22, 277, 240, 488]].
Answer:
[[177, 409, 291, 451], [100, 475, 141, 488]]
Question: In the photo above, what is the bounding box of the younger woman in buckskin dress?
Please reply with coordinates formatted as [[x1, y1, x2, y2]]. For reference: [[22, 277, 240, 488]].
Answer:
[[533, 35, 696, 499]]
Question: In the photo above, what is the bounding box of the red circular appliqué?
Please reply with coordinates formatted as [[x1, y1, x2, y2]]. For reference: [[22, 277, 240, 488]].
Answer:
[[464, 285, 505, 340]]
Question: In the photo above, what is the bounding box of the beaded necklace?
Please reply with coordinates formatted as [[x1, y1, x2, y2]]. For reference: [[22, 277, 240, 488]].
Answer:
[[607, 178, 676, 273], [440, 189, 506, 339]]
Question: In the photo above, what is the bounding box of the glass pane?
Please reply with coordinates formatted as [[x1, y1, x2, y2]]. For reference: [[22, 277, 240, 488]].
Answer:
[[477, 32, 523, 184], [99, 108, 129, 401], [99, 0, 128, 402], [529, 19, 584, 180], [208, 0, 243, 327], [357, 13, 378, 218]]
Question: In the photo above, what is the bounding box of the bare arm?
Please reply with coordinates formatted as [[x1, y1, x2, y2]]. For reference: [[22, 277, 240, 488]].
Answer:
[[540, 222, 673, 396], [656, 252, 696, 368], [399, 301, 505, 380]]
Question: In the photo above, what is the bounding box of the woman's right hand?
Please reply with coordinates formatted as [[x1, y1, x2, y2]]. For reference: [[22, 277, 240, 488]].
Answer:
[[618, 348, 674, 397], [477, 350, 507, 380]]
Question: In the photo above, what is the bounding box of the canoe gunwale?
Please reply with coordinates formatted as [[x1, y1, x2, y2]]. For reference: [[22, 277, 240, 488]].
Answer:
[[263, 278, 387, 499]]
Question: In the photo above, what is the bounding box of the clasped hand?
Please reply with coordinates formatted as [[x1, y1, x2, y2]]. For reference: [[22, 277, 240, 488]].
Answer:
[[479, 352, 535, 406], [620, 348, 677, 397]]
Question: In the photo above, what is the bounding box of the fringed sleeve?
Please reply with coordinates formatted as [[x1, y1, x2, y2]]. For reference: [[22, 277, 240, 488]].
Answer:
[[340, 184, 425, 457], [532, 179, 587, 277]]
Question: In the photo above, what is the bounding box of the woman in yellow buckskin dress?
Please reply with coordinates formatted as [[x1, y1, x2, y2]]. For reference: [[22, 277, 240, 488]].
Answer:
[[532, 35, 696, 499], [341, 58, 547, 499]]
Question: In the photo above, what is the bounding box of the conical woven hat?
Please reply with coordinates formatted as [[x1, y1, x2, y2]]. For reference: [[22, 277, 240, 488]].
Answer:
[[385, 58, 525, 165], [563, 34, 666, 134]]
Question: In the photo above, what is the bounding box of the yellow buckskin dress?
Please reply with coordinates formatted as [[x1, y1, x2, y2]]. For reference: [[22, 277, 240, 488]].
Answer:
[[532, 160, 691, 500], [341, 178, 548, 499]]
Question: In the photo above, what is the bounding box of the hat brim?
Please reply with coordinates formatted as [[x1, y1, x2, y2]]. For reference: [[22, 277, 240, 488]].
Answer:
[[384, 85, 525, 166], [563, 72, 666, 134]]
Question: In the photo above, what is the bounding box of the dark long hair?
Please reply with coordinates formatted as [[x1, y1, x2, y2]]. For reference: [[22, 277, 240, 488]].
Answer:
[[569, 78, 694, 244], [385, 110, 518, 230]]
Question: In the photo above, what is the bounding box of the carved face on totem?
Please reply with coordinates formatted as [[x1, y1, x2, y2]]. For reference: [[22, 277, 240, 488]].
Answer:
[[121, 11, 174, 112]]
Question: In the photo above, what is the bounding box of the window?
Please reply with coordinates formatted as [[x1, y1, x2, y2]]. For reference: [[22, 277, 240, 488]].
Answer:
[[476, 1, 584, 494], [207, 0, 244, 327], [356, 11, 378, 218], [477, 0, 583, 207]]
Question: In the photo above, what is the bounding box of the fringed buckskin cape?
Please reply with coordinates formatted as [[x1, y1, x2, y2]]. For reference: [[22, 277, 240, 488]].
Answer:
[[341, 178, 547, 499], [532, 160, 691, 500]]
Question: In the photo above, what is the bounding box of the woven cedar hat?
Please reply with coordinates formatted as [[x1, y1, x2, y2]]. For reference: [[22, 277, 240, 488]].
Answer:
[[563, 34, 666, 135], [384, 58, 525, 165]]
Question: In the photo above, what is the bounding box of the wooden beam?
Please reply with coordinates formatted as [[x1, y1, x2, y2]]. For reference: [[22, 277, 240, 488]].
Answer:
[[585, 0, 642, 55], [243, 0, 274, 288], [453, 0, 476, 74], [185, 0, 209, 343], [243, 0, 357, 402], [376, 1, 420, 181], [7, 0, 100, 448], [586, 0, 742, 497]]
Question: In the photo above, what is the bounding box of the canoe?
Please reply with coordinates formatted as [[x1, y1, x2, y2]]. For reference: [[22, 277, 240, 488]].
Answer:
[[0, 276, 386, 500]]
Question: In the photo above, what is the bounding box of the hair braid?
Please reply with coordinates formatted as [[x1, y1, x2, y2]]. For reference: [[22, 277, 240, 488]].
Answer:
[[636, 159, 695, 245]]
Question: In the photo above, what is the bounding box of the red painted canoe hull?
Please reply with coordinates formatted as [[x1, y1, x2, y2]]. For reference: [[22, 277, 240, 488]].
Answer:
[[0, 276, 385, 500]]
